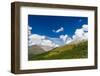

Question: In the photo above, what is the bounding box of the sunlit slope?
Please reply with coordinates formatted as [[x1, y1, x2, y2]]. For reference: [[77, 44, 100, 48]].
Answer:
[[28, 41, 88, 60]]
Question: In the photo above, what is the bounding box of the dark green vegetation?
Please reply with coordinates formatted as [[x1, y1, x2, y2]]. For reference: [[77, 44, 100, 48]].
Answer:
[[28, 41, 88, 60]]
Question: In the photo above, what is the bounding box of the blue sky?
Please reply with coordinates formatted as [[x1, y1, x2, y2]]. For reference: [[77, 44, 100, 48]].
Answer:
[[28, 15, 88, 38]]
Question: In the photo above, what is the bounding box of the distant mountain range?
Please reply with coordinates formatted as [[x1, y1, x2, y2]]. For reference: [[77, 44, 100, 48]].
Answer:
[[28, 45, 54, 55], [28, 45, 45, 55]]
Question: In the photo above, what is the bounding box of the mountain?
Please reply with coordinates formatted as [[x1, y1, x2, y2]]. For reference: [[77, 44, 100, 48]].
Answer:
[[29, 40, 88, 60], [28, 45, 45, 55], [38, 45, 54, 51], [28, 45, 54, 60]]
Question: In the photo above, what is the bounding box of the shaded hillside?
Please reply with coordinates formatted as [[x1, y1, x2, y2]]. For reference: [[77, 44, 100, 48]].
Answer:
[[28, 45, 45, 55], [28, 41, 88, 60]]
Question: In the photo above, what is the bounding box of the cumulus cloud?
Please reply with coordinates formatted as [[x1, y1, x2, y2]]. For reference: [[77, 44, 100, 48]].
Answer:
[[53, 27, 64, 33], [28, 34, 59, 47], [28, 24, 88, 47], [28, 26, 59, 47], [41, 39, 59, 47], [72, 24, 88, 40], [60, 24, 88, 44], [75, 29, 84, 37], [28, 34, 45, 45], [82, 24, 88, 32], [60, 35, 72, 44], [28, 26, 32, 36], [65, 37, 72, 44], [60, 35, 68, 42]]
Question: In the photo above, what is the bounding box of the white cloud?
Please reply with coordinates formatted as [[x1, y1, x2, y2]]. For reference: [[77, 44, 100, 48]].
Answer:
[[28, 24, 88, 47], [29, 34, 45, 45], [60, 24, 88, 44], [41, 39, 59, 47], [28, 26, 32, 30], [65, 37, 72, 44], [53, 27, 64, 33], [28, 34, 59, 47], [60, 34, 72, 44], [82, 24, 88, 32], [28, 26, 59, 47], [75, 29, 84, 38], [84, 32, 88, 39], [60, 35, 68, 42], [72, 24, 88, 41], [28, 26, 32, 36]]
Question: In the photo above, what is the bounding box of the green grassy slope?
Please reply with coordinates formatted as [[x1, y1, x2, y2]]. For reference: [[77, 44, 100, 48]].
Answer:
[[28, 41, 88, 60]]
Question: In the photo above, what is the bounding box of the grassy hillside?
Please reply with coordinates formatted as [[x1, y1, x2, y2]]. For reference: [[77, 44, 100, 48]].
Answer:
[[28, 41, 88, 60]]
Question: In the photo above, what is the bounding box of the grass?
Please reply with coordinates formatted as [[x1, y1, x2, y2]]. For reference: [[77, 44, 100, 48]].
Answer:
[[28, 41, 88, 60]]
